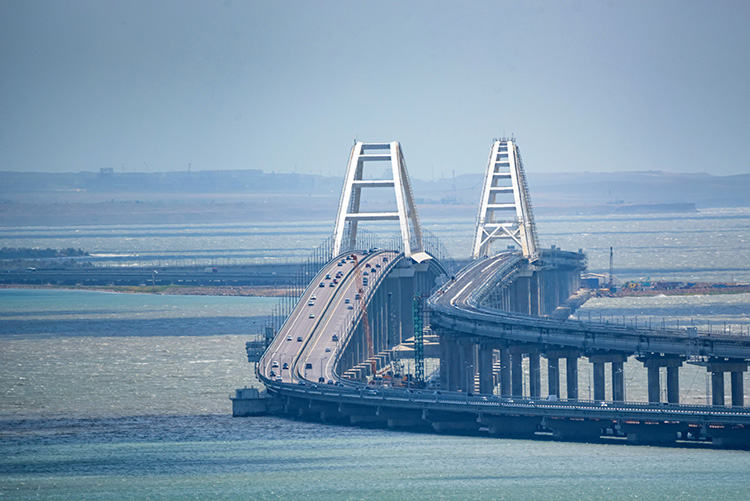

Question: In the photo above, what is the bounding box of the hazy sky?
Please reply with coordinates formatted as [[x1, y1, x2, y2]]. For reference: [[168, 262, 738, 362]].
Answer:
[[1, 0, 748, 179]]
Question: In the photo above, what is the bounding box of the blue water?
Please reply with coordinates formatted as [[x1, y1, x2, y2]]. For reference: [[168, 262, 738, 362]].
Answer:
[[2, 288, 750, 499], [3, 210, 750, 498], [2, 207, 749, 282]]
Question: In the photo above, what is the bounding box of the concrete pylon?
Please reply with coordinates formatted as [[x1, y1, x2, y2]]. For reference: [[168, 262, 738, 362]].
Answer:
[[333, 142, 424, 258], [472, 139, 539, 261]]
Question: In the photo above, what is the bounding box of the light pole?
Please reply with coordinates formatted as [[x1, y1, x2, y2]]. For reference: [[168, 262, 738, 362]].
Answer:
[[320, 356, 328, 381]]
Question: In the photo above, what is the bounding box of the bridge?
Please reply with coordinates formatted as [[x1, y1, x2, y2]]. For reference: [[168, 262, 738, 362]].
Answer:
[[240, 139, 750, 448]]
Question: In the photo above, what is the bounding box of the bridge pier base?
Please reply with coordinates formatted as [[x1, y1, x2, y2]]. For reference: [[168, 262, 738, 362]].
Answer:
[[544, 417, 606, 442], [481, 415, 541, 437], [621, 421, 681, 445], [424, 410, 481, 433], [708, 425, 750, 448]]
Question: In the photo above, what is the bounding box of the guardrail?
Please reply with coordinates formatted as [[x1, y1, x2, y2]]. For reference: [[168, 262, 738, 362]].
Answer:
[[265, 378, 750, 425]]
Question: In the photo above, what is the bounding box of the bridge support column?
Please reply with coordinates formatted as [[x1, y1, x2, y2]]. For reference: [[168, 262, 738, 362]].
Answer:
[[529, 352, 541, 398], [529, 273, 540, 316], [589, 353, 628, 402], [512, 276, 531, 315], [511, 351, 523, 397], [566, 356, 579, 400], [612, 360, 625, 402], [639, 355, 684, 404], [648, 365, 660, 403], [711, 371, 725, 406], [460, 341, 477, 393], [666, 366, 679, 404], [547, 357, 560, 399], [499, 348, 511, 397], [439, 332, 448, 390], [705, 360, 748, 407], [478, 343, 494, 395], [441, 333, 462, 392], [547, 350, 580, 400], [592, 362, 605, 401], [731, 371, 745, 407]]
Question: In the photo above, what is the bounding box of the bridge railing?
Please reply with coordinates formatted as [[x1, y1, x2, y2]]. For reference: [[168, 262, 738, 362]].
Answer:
[[467, 253, 523, 308], [267, 377, 750, 421]]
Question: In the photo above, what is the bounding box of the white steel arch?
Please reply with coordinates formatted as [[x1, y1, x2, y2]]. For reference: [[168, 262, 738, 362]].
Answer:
[[472, 139, 539, 261], [333, 141, 424, 258]]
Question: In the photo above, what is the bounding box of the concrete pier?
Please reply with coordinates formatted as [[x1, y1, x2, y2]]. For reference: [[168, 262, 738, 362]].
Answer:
[[231, 387, 273, 416]]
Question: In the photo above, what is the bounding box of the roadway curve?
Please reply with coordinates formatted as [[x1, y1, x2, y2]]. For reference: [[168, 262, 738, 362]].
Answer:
[[429, 253, 750, 360], [259, 250, 401, 387], [256, 251, 750, 447]]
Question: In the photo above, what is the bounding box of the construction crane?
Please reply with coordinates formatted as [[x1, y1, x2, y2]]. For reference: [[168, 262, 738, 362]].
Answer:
[[352, 254, 376, 378]]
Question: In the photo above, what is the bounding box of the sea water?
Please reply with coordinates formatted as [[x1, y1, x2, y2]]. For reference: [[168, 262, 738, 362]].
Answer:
[[2, 211, 750, 498], [2, 288, 750, 499], [2, 207, 749, 283]]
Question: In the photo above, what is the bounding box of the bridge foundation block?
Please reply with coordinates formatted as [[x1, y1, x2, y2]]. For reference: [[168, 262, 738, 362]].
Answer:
[[707, 424, 750, 448], [544, 417, 607, 442], [621, 420, 682, 445], [480, 415, 541, 437], [424, 410, 482, 433]]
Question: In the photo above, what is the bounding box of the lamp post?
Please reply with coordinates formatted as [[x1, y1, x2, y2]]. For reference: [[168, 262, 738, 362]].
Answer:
[[320, 356, 328, 381]]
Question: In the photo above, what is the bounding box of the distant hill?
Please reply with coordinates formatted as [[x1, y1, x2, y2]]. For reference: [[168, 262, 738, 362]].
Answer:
[[0, 169, 747, 226]]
